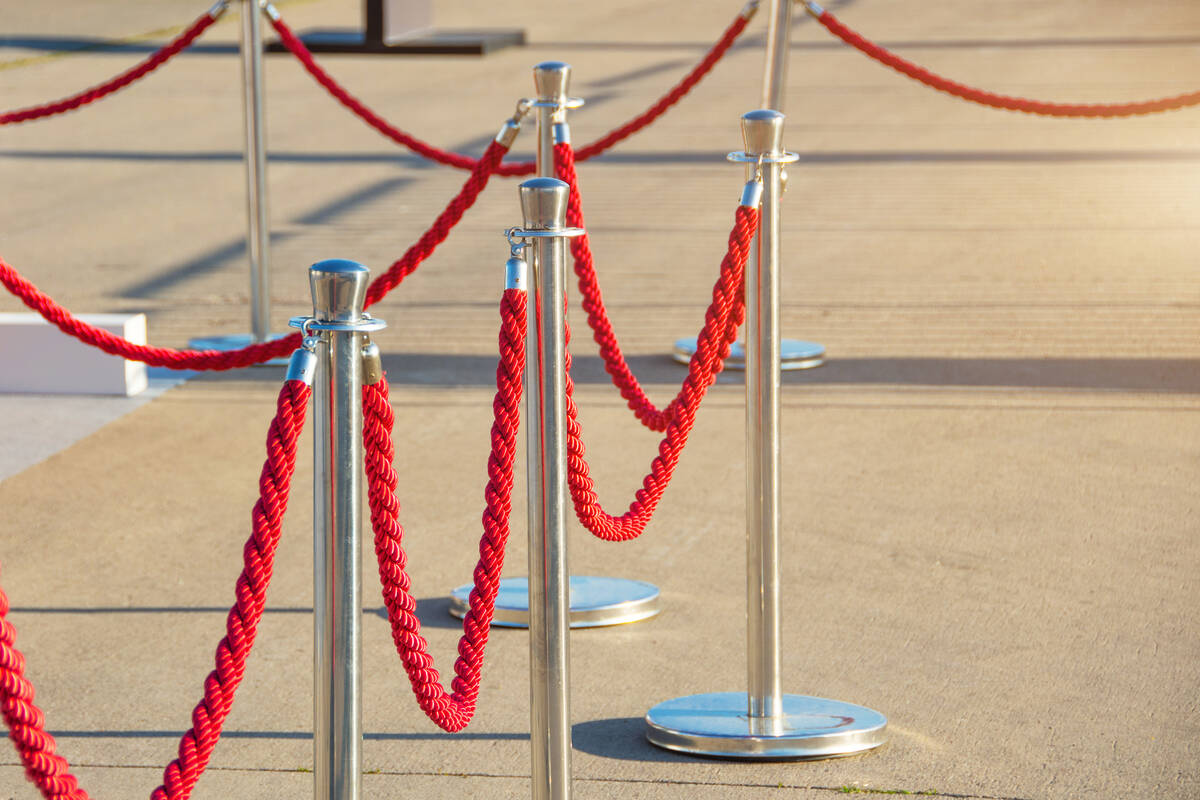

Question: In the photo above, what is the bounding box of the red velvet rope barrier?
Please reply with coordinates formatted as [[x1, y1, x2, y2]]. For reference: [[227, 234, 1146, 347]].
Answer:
[[0, 4, 226, 126], [566, 203, 758, 541], [0, 375, 310, 800], [809, 3, 1200, 118], [556, 140, 743, 433], [269, 4, 752, 174], [0, 137, 509, 370], [363, 288, 526, 731]]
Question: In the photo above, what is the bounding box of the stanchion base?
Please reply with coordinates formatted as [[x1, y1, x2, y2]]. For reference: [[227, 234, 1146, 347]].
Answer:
[[449, 575, 660, 629], [671, 337, 825, 370], [186, 333, 291, 366], [265, 29, 525, 56], [645, 692, 887, 760]]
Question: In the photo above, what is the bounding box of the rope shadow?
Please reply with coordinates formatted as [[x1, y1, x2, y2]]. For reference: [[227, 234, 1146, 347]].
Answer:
[[36, 729, 527, 741], [784, 357, 1200, 394]]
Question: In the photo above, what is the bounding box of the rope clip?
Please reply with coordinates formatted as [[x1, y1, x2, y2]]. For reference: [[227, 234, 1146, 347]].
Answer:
[[207, 0, 232, 19], [362, 340, 384, 385]]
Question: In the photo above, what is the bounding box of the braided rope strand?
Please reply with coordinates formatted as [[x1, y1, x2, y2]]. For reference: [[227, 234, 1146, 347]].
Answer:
[[0, 377, 309, 800], [812, 5, 1200, 118], [0, 6, 224, 126], [364, 289, 526, 731], [556, 141, 748, 432], [565, 205, 758, 541], [270, 6, 750, 174]]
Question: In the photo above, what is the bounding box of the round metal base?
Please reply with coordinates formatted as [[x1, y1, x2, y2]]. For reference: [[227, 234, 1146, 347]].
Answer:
[[449, 575, 660, 629], [187, 333, 291, 366], [671, 337, 825, 370], [645, 692, 887, 760]]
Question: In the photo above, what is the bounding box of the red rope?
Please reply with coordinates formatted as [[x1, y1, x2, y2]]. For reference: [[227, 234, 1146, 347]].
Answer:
[[573, 11, 751, 162], [0, 138, 507, 369], [363, 139, 509, 308], [363, 289, 525, 731], [270, 6, 751, 173], [566, 204, 758, 541], [0, 376, 310, 800], [812, 5, 1200, 118], [556, 141, 744, 432], [0, 7, 224, 126]]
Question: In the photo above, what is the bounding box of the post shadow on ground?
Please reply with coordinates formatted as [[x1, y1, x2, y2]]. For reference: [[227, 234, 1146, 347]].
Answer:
[[572, 717, 701, 764]]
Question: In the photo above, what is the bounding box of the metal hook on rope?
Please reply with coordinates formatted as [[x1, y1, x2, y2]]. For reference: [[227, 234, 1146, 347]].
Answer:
[[504, 228, 530, 291]]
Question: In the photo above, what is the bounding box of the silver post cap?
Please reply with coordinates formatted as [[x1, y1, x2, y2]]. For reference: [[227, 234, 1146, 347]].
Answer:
[[519, 178, 570, 230], [310, 259, 370, 323], [533, 61, 571, 102], [741, 109, 786, 157]]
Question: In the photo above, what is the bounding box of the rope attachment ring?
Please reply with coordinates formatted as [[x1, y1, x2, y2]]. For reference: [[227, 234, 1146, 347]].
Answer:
[[287, 314, 388, 334], [506, 227, 586, 240]]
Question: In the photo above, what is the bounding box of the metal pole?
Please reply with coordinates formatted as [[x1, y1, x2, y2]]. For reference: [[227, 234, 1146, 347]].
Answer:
[[241, 0, 271, 343], [309, 260, 369, 800], [742, 110, 785, 727], [761, 0, 793, 110], [670, 0, 826, 371], [520, 178, 574, 800], [449, 63, 660, 630], [643, 112, 885, 759]]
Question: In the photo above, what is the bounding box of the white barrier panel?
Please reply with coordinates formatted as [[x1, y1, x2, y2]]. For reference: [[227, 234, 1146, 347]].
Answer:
[[0, 313, 148, 396]]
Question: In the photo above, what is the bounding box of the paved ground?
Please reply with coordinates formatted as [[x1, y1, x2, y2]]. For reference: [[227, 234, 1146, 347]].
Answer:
[[1, 0, 1198, 798]]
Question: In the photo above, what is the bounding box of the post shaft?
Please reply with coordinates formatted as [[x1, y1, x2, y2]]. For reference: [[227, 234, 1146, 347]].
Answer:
[[240, 0, 271, 342]]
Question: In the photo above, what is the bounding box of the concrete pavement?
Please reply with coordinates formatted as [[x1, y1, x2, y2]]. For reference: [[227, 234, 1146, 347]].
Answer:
[[1, 0, 1198, 797]]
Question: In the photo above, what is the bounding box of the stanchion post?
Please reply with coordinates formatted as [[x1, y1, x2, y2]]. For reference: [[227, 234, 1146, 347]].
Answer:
[[450, 64, 660, 629], [670, 0, 825, 370], [519, 178, 576, 800], [242, 0, 271, 343], [644, 111, 886, 759], [761, 0, 793, 110], [293, 260, 386, 800]]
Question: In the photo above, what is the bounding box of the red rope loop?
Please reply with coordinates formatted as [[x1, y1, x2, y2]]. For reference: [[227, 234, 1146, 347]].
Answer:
[[0, 7, 223, 126], [364, 288, 526, 731], [270, 6, 749, 173], [0, 376, 310, 800], [556, 141, 746, 433], [812, 6, 1200, 118], [0, 138, 507, 370], [566, 204, 759, 541]]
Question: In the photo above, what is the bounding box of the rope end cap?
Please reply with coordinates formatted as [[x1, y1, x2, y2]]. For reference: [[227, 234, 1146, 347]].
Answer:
[[286, 347, 317, 386], [740, 180, 764, 208]]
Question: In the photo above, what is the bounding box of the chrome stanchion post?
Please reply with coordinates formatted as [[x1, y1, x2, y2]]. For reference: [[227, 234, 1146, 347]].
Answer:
[[243, 0, 271, 343], [188, 0, 283, 357], [760, 0, 792, 110], [516, 178, 581, 800], [290, 260, 386, 800], [645, 111, 887, 759], [671, 0, 826, 371], [449, 63, 659, 629]]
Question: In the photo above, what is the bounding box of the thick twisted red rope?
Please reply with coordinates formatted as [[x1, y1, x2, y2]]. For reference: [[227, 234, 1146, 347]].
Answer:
[[566, 204, 758, 541], [0, 5, 225, 126], [556, 141, 746, 432], [0, 376, 310, 800], [363, 289, 525, 731], [0, 137, 508, 369], [810, 4, 1200, 118], [270, 5, 752, 174]]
